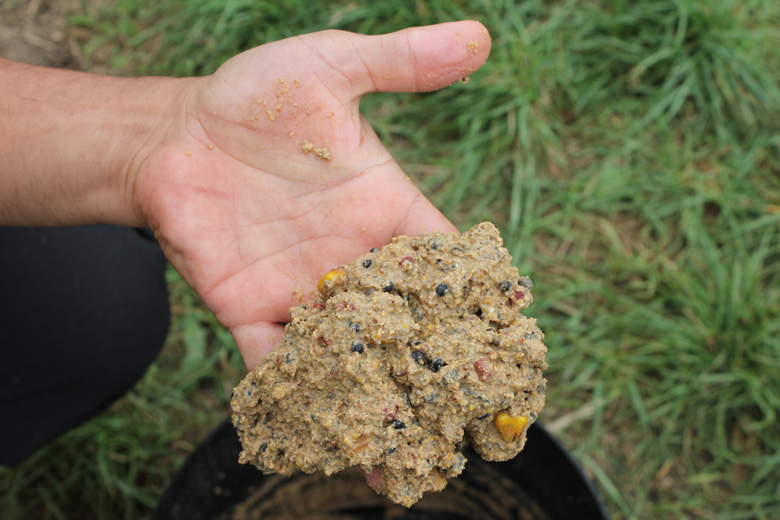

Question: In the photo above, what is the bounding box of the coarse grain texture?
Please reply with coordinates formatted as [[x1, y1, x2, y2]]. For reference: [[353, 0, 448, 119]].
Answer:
[[231, 222, 547, 507], [232, 223, 546, 506]]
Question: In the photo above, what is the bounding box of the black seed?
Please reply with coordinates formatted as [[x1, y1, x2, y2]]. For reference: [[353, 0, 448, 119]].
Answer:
[[259, 442, 268, 453], [500, 281, 512, 292], [387, 447, 397, 454], [454, 440, 464, 452], [411, 350, 428, 366], [392, 420, 406, 430], [435, 283, 449, 296], [430, 358, 444, 372], [428, 238, 439, 250], [477, 413, 490, 420], [362, 259, 373, 268], [370, 247, 379, 253], [352, 322, 361, 333], [382, 282, 394, 293], [351, 342, 364, 354]]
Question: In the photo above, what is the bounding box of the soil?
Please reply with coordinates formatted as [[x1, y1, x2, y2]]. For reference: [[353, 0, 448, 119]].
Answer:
[[0, 0, 74, 68]]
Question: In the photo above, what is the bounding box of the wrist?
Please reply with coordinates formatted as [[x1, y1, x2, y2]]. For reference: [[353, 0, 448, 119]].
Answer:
[[0, 59, 198, 226], [117, 75, 201, 227]]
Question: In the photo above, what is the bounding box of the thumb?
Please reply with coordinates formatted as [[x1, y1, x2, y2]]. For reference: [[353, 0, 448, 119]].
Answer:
[[301, 20, 491, 99]]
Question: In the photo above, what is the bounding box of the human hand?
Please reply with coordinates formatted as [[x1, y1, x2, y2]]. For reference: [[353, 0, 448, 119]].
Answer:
[[132, 21, 491, 368]]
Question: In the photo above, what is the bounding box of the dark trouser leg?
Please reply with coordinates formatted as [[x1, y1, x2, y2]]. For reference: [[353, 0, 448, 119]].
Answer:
[[0, 225, 170, 466]]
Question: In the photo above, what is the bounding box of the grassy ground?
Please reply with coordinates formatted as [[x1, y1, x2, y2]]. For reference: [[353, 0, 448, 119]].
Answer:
[[2, 0, 780, 518]]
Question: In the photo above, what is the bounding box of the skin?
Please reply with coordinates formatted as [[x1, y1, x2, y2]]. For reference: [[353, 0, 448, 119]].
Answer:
[[0, 21, 491, 369]]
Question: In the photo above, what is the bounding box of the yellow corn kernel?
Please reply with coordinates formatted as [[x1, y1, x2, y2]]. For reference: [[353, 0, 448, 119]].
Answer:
[[317, 267, 347, 296], [494, 411, 529, 442]]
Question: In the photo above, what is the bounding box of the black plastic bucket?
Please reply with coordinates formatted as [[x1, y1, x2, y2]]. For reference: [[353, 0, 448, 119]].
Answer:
[[154, 420, 609, 520]]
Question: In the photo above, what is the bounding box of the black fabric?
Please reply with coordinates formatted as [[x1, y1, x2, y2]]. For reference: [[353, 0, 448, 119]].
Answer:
[[0, 225, 170, 466]]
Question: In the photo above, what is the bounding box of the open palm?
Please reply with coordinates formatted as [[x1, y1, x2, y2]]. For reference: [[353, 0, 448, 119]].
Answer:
[[133, 21, 491, 368]]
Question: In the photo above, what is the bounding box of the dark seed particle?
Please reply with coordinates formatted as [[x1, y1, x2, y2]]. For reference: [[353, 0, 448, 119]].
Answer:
[[411, 350, 428, 366], [435, 283, 449, 296], [477, 413, 490, 420], [442, 368, 460, 385], [259, 442, 268, 453], [362, 259, 373, 268], [454, 440, 464, 452], [430, 358, 444, 372], [352, 323, 361, 333], [382, 282, 394, 293], [370, 247, 379, 253], [387, 447, 397, 454], [351, 342, 364, 354], [392, 420, 407, 430], [500, 281, 512, 292]]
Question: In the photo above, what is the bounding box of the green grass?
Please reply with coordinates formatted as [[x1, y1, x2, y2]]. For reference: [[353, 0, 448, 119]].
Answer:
[[3, 0, 780, 518]]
